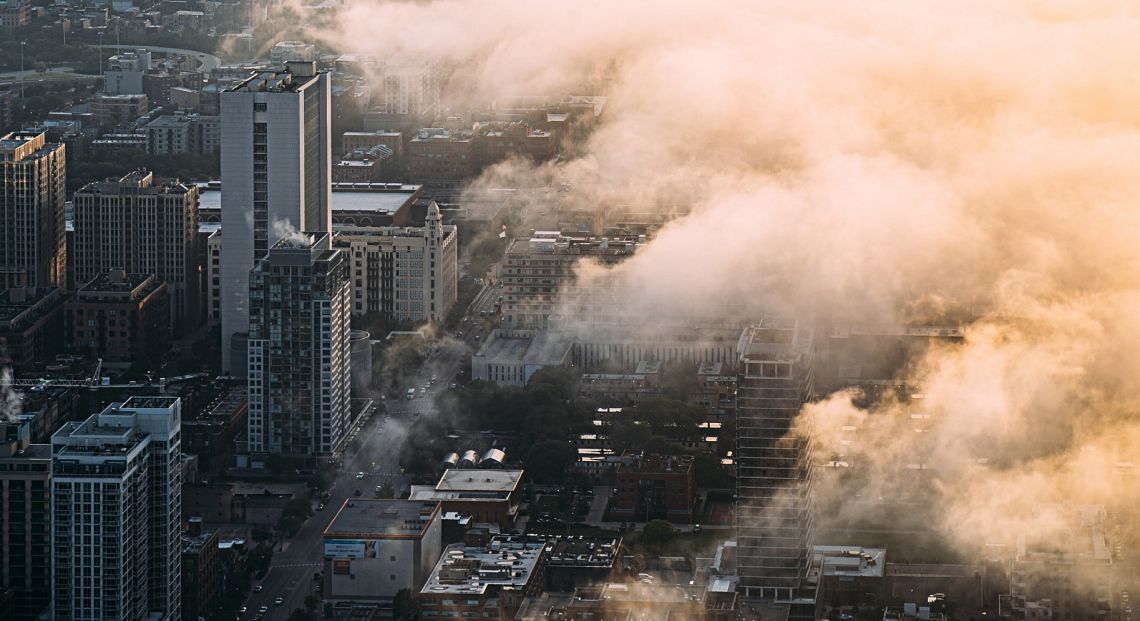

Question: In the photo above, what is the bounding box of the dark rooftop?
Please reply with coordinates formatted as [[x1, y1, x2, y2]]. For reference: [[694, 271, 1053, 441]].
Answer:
[[324, 499, 439, 539]]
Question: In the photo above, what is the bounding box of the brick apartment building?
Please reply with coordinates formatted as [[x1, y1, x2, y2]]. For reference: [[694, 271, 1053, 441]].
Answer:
[[65, 270, 170, 365], [609, 453, 695, 523]]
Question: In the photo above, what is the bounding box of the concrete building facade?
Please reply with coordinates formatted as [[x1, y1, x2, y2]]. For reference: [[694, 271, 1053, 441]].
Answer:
[[50, 397, 182, 621], [333, 201, 457, 322], [144, 114, 221, 155], [220, 61, 332, 374]]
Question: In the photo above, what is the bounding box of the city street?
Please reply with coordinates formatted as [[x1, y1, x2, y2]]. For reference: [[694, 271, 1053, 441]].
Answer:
[[240, 342, 467, 620]]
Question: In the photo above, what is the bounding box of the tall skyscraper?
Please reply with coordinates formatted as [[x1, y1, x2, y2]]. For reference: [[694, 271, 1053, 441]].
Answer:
[[0, 131, 66, 290], [73, 171, 200, 329], [51, 397, 182, 621], [735, 320, 816, 604], [247, 233, 350, 459], [220, 60, 331, 374], [0, 421, 52, 621]]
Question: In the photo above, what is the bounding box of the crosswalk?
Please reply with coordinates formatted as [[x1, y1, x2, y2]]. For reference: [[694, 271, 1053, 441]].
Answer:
[[270, 562, 321, 569]]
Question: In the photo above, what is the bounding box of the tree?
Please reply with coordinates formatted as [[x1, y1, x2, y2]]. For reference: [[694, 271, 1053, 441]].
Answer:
[[282, 498, 313, 520], [693, 453, 733, 489], [265, 454, 290, 477], [307, 471, 331, 493], [248, 545, 274, 577], [304, 595, 320, 611], [640, 519, 676, 552], [375, 482, 395, 499], [323, 602, 335, 619], [524, 440, 577, 483], [277, 514, 303, 538], [393, 588, 417, 621], [251, 524, 274, 542], [612, 420, 652, 452], [645, 435, 680, 456]]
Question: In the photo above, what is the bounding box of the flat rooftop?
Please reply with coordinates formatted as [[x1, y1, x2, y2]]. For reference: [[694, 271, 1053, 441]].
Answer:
[[77, 271, 152, 293], [437, 469, 523, 493], [325, 499, 439, 539], [812, 545, 886, 579], [121, 396, 179, 410], [0, 287, 61, 324], [737, 320, 813, 363], [546, 535, 621, 567], [421, 535, 546, 595], [229, 66, 321, 93], [197, 185, 419, 215]]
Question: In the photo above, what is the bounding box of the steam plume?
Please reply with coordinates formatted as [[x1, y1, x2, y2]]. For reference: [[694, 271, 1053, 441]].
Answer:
[[304, 0, 1140, 556]]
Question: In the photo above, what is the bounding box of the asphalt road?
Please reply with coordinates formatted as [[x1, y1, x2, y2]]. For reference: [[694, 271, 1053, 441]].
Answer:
[[101, 44, 221, 71], [240, 344, 467, 620]]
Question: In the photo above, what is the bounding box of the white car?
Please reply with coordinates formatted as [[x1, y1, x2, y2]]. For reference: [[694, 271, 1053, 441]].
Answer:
[[355, 472, 365, 479], [258, 606, 268, 614], [274, 597, 284, 606]]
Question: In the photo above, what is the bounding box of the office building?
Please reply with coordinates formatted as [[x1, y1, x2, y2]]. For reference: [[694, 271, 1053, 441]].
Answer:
[[144, 114, 221, 155], [543, 536, 623, 591], [333, 201, 457, 322], [408, 469, 524, 528], [375, 58, 440, 121], [51, 397, 182, 621], [220, 60, 332, 374], [92, 94, 149, 126], [322, 499, 442, 603], [270, 41, 317, 64], [103, 50, 151, 95], [501, 234, 640, 329], [73, 171, 200, 328], [0, 421, 51, 621], [418, 535, 546, 621], [0, 132, 66, 290], [65, 271, 170, 365], [247, 233, 350, 459], [735, 320, 817, 602]]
